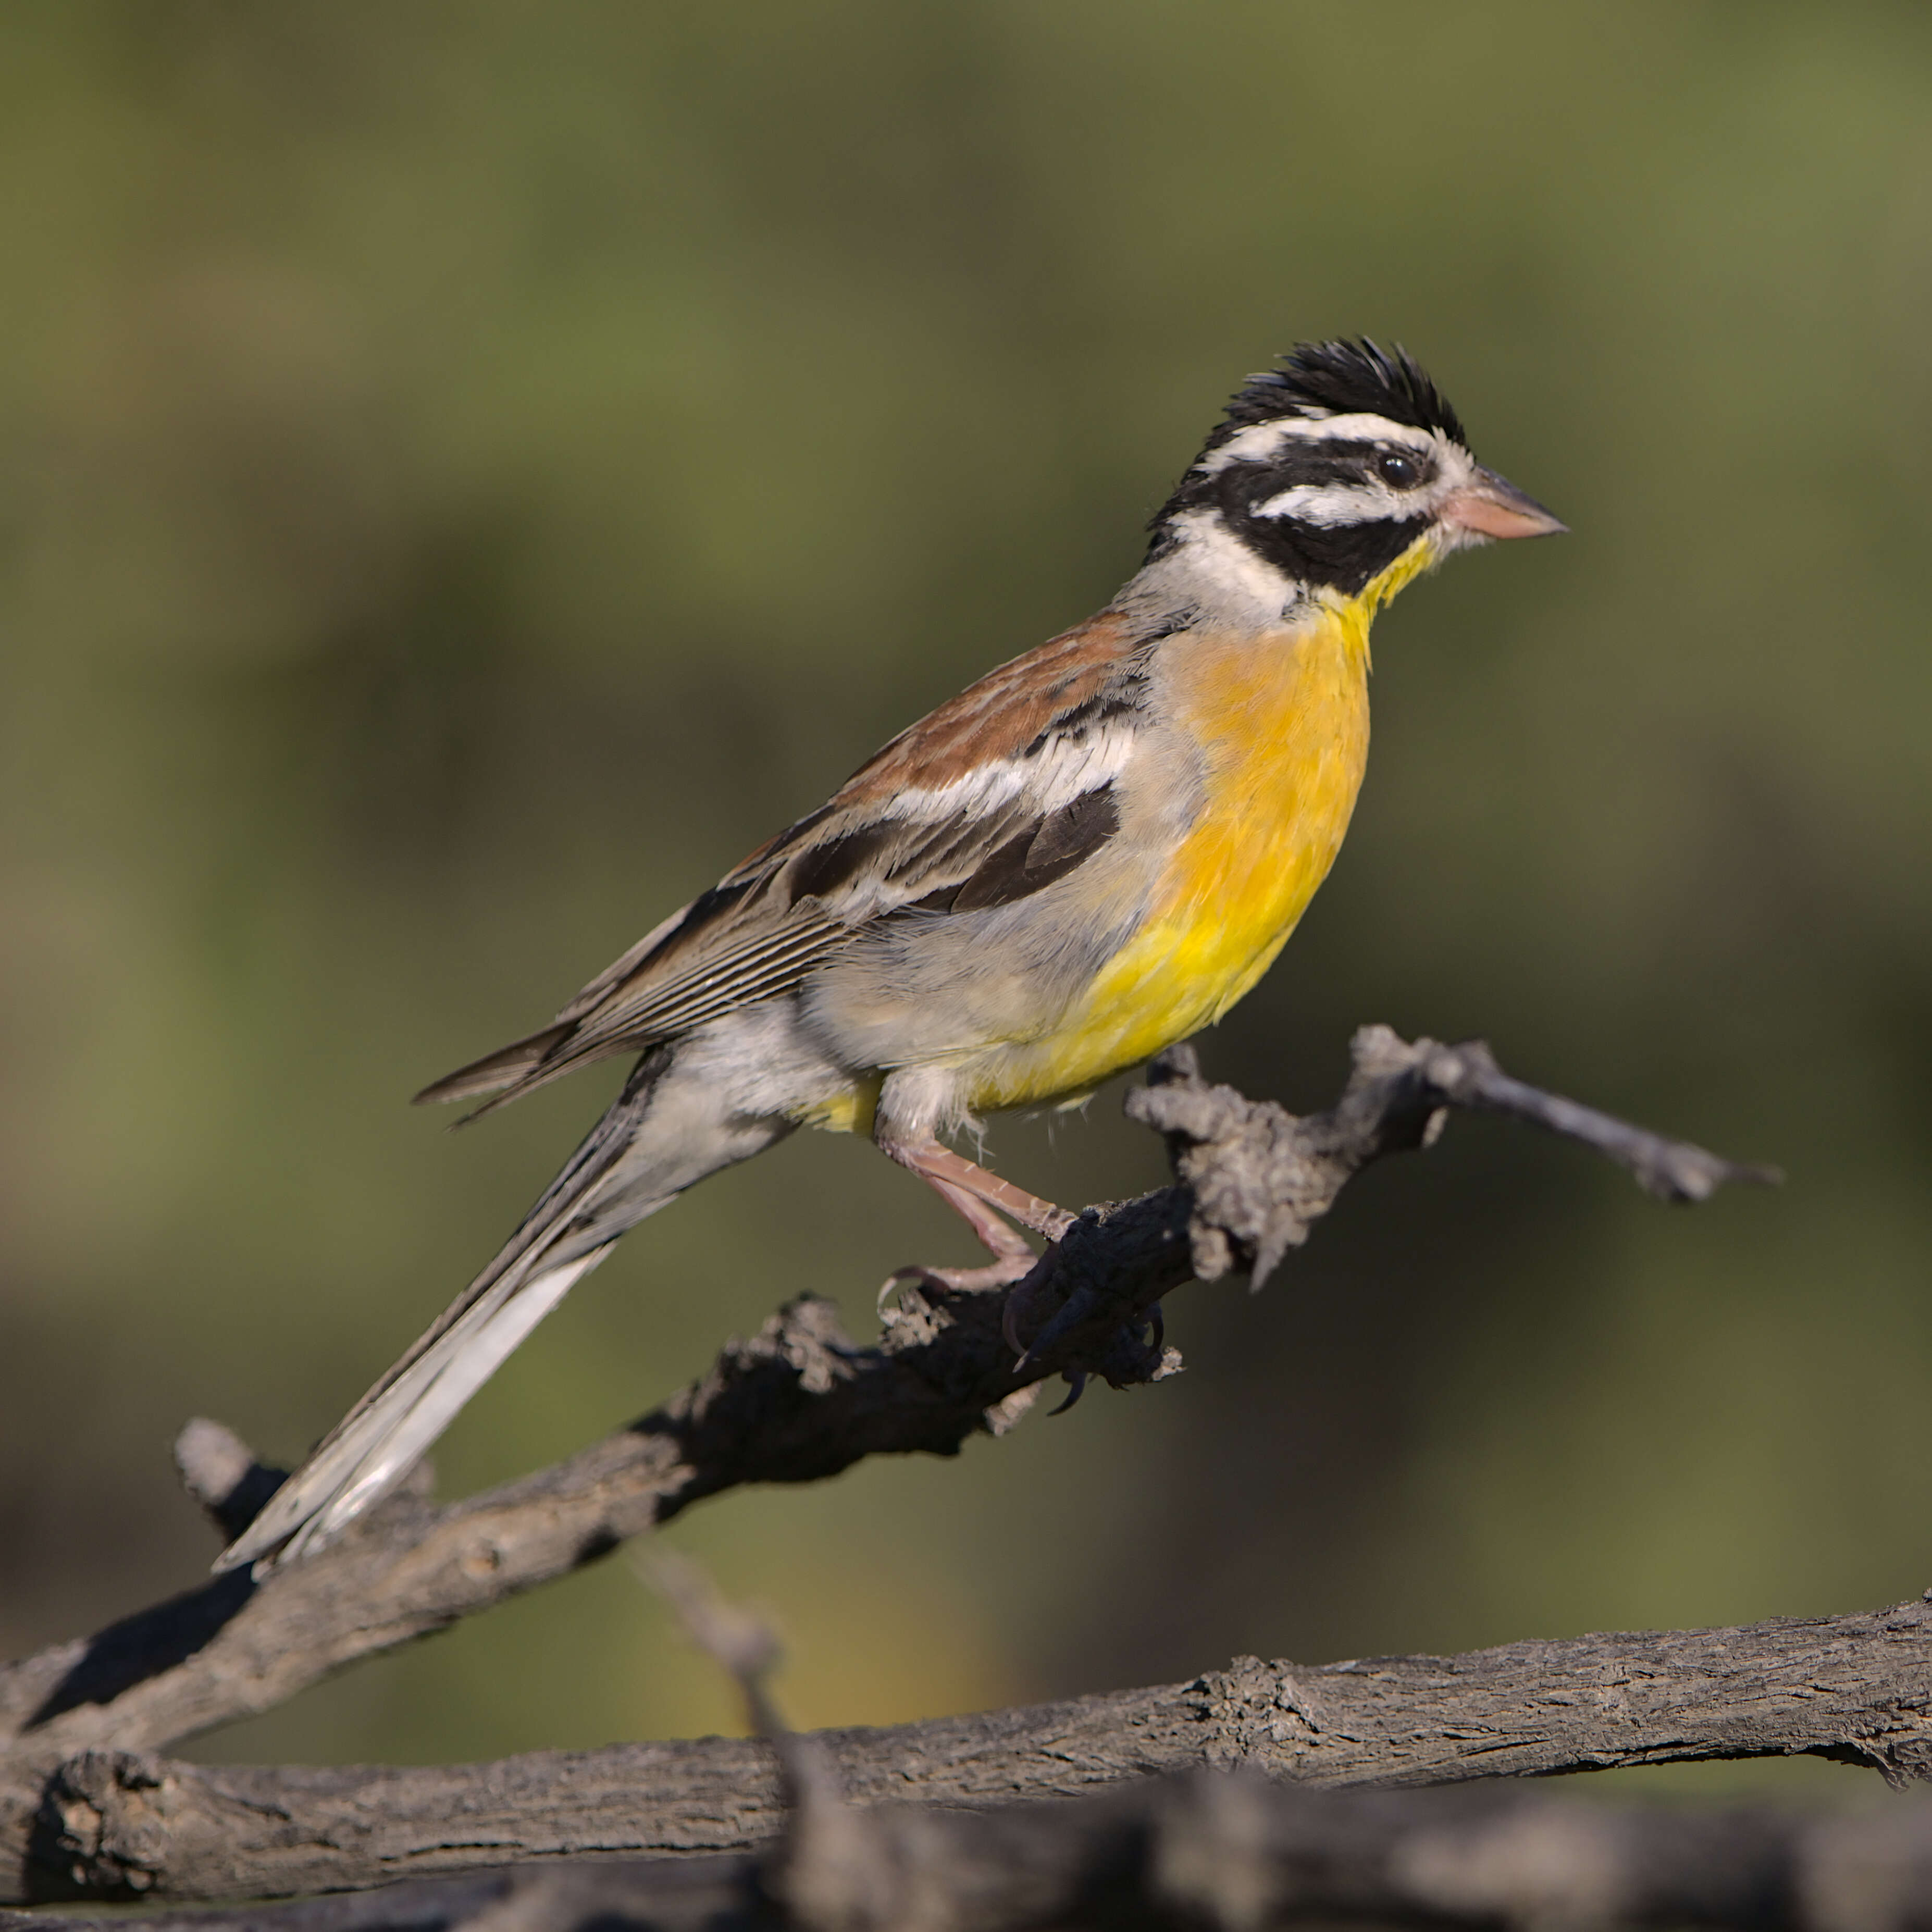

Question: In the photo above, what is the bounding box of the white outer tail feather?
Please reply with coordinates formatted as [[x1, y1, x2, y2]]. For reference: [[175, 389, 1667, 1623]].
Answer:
[[215, 1050, 672, 1574], [217, 1022, 807, 1573], [230, 1246, 613, 1571]]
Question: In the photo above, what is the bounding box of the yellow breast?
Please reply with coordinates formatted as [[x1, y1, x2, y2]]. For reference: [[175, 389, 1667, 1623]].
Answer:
[[967, 596, 1375, 1113]]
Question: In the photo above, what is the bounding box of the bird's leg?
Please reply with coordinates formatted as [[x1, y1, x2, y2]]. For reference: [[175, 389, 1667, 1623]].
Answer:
[[881, 1134, 1075, 1240], [877, 1133, 1072, 1295], [893, 1174, 1039, 1293]]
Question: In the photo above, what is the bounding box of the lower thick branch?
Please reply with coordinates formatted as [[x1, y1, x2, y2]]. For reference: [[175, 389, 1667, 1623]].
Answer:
[[15, 1597, 1932, 1904], [13, 1769, 1932, 1932]]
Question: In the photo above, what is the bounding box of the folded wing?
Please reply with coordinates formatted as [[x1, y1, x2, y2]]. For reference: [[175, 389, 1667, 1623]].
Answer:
[[417, 614, 1146, 1114]]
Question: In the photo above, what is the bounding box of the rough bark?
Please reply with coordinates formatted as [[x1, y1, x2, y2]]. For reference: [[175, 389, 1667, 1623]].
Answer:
[[11, 1769, 1932, 1932], [17, 1596, 1932, 1905]]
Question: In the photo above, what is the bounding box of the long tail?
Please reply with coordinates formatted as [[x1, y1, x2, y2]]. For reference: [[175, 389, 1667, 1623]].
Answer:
[[218, 1044, 783, 1571]]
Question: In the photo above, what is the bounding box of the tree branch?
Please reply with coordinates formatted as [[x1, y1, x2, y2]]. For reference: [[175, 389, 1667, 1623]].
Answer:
[[14, 1594, 1931, 1904], [10, 1767, 1932, 1932], [0, 1027, 1777, 1906]]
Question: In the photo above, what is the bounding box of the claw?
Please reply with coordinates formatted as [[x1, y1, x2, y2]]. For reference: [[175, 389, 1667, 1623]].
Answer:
[[1000, 1247, 1067, 1364], [1010, 1290, 1166, 1393], [1010, 1281, 1089, 1373], [1004, 1282, 1056, 1369], [1001, 1285, 1029, 1359]]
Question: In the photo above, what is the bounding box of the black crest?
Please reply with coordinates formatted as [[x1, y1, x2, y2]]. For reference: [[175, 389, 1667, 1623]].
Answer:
[[1206, 339, 1468, 456]]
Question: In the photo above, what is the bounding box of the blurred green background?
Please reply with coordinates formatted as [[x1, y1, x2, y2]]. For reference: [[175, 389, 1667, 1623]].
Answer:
[[3, 0, 1931, 1802]]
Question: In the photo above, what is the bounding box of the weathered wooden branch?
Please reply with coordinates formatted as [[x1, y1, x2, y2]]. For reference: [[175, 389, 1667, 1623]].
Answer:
[[14, 1595, 1932, 1905], [0, 1027, 1777, 1908], [11, 1768, 1932, 1932]]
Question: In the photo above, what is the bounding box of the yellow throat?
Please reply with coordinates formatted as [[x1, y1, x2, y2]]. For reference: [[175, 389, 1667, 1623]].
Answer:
[[968, 540, 1436, 1114]]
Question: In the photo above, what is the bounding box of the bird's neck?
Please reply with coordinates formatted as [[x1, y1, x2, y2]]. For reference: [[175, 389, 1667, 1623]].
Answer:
[[1114, 514, 1442, 650]]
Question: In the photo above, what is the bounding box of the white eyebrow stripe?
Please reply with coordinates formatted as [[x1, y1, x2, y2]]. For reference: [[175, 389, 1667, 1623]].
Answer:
[[1267, 414, 1434, 446], [1199, 422, 1302, 470], [1251, 480, 1391, 526], [1196, 414, 1439, 473]]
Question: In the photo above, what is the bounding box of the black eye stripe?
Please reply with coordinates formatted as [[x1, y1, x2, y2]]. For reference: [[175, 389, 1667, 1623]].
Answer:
[[1253, 439, 1384, 486], [1228, 511, 1434, 597], [1272, 437, 1383, 463], [1151, 435, 1443, 551], [1217, 441, 1439, 506]]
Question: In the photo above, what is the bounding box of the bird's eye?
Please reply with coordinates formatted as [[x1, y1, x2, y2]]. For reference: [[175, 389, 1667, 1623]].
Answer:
[[1377, 452, 1420, 488]]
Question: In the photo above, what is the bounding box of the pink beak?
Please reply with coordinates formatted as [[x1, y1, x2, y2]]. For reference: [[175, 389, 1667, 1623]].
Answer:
[[1442, 465, 1567, 540]]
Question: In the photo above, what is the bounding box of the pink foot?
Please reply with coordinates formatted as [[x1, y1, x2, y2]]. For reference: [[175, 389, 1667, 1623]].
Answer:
[[879, 1249, 1038, 1307]]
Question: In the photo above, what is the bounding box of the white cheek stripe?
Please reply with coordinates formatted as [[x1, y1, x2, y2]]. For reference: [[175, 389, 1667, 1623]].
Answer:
[[1250, 481, 1394, 527], [1151, 509, 1306, 623]]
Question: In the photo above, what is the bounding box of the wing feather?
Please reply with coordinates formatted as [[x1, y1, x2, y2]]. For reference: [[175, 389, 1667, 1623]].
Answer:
[[416, 612, 1149, 1112]]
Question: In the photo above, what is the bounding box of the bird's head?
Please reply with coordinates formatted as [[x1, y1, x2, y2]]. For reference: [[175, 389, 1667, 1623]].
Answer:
[[1143, 339, 1563, 622]]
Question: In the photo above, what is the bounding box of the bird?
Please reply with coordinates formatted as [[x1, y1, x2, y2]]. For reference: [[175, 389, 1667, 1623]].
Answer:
[[218, 338, 1563, 1571]]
